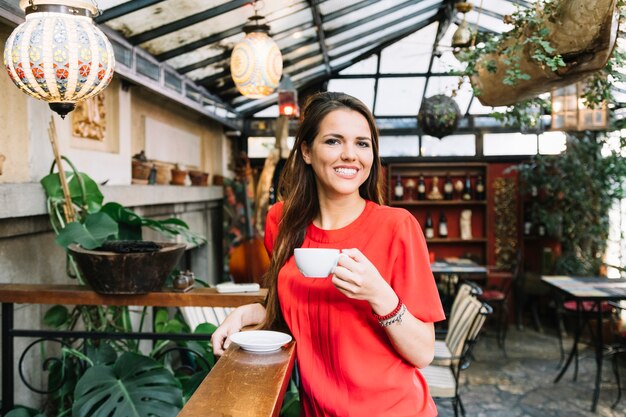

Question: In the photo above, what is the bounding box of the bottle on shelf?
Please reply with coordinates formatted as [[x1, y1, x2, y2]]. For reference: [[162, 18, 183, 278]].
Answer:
[[537, 222, 547, 237], [393, 175, 404, 200], [462, 173, 473, 201], [438, 211, 448, 238], [530, 184, 538, 198], [523, 208, 533, 236], [475, 175, 485, 200], [443, 174, 453, 200], [417, 175, 426, 200], [454, 178, 464, 199], [424, 211, 434, 239], [405, 178, 416, 200]]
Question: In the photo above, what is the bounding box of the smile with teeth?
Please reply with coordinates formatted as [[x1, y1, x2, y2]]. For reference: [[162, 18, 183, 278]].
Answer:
[[335, 167, 357, 176]]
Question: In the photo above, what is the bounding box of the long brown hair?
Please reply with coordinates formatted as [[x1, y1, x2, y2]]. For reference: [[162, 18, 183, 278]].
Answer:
[[263, 91, 384, 331]]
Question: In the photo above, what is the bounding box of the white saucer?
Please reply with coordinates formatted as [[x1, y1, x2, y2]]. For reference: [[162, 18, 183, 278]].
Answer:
[[229, 330, 292, 353]]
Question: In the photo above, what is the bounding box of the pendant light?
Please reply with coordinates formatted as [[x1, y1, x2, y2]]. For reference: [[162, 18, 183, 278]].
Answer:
[[230, 1, 283, 99], [451, 2, 473, 49], [4, 0, 115, 118]]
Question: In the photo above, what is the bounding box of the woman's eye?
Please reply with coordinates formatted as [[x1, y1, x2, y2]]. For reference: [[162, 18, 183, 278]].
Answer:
[[357, 141, 371, 148], [325, 138, 340, 145]]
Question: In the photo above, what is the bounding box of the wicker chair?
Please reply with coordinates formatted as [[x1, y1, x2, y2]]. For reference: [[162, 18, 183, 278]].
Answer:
[[422, 297, 492, 417], [433, 281, 482, 366]]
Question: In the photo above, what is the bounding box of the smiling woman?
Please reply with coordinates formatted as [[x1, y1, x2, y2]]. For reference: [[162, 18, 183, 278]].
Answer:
[[300, 108, 374, 206], [211, 92, 445, 417]]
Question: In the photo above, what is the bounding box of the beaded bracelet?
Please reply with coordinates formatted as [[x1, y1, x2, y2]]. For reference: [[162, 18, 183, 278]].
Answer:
[[372, 296, 402, 321], [379, 304, 407, 327]]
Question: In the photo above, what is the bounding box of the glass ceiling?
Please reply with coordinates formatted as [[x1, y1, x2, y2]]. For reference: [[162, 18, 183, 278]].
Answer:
[[1, 0, 622, 120]]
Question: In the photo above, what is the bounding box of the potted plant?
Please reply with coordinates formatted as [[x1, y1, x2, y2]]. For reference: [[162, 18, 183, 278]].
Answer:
[[457, 0, 625, 127], [514, 132, 626, 275], [4, 157, 212, 417], [171, 164, 188, 186], [417, 94, 461, 139], [188, 169, 209, 186]]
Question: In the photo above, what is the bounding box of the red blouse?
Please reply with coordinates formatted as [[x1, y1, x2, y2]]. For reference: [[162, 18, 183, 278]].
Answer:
[[265, 200, 445, 417]]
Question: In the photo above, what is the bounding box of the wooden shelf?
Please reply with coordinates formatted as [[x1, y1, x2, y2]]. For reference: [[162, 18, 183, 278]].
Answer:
[[426, 238, 487, 244], [390, 200, 486, 206]]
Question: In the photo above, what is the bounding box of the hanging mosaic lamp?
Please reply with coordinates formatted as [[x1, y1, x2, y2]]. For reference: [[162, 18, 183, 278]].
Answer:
[[230, 5, 282, 99], [4, 0, 116, 118], [418, 95, 461, 139]]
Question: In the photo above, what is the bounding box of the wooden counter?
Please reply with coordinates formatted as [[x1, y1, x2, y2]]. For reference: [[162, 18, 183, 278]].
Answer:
[[0, 284, 266, 307], [179, 341, 296, 417]]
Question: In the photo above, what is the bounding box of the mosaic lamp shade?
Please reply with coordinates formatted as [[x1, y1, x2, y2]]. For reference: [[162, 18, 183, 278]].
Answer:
[[4, 0, 115, 118], [230, 21, 283, 99]]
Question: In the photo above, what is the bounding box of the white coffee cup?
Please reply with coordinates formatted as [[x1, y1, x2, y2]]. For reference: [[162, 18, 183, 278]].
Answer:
[[294, 248, 340, 278]]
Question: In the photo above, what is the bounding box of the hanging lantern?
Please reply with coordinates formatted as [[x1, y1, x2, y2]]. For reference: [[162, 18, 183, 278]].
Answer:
[[551, 81, 607, 131], [230, 4, 282, 99], [278, 75, 298, 118], [418, 95, 461, 139], [451, 2, 473, 48], [4, 0, 115, 118]]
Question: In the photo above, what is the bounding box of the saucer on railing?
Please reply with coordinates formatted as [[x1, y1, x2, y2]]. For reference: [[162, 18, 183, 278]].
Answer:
[[229, 330, 292, 353]]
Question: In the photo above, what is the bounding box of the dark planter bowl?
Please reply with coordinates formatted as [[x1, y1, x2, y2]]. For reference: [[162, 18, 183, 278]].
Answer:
[[68, 242, 186, 294]]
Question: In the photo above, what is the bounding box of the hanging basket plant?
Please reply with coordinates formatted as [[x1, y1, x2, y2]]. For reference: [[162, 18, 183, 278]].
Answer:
[[417, 94, 461, 139], [462, 0, 621, 107]]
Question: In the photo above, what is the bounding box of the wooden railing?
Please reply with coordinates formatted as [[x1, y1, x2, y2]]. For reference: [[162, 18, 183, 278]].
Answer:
[[178, 342, 296, 417]]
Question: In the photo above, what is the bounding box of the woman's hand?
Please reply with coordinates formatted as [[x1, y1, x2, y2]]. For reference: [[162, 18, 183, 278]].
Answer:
[[331, 248, 397, 314], [211, 303, 267, 356]]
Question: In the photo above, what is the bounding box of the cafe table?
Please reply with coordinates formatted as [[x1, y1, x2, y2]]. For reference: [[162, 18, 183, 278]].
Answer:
[[541, 275, 626, 412], [430, 261, 488, 313], [0, 283, 267, 416]]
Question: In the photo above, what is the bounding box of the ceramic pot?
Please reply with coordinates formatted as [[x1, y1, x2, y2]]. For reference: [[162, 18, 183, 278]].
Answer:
[[132, 160, 152, 182], [153, 162, 173, 185], [68, 242, 186, 294], [171, 168, 188, 185], [189, 170, 209, 186]]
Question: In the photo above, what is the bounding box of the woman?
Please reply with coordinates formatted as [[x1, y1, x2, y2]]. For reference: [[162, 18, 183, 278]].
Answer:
[[212, 92, 445, 416]]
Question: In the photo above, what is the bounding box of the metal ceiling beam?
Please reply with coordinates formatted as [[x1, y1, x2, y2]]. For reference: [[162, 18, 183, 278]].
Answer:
[[154, 0, 399, 63], [154, 3, 316, 62], [324, 0, 422, 39], [308, 0, 331, 75], [177, 26, 318, 75], [218, 2, 440, 101], [421, 0, 459, 98], [128, 0, 249, 45], [155, 26, 242, 61], [239, 12, 442, 116], [324, 0, 380, 21], [96, 0, 167, 23], [326, 1, 440, 51]]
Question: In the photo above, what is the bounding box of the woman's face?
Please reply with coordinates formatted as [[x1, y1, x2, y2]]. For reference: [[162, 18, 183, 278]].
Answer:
[[301, 109, 374, 201]]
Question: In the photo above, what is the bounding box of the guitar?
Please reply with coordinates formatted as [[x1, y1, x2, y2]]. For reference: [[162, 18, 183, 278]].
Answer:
[[228, 152, 270, 284]]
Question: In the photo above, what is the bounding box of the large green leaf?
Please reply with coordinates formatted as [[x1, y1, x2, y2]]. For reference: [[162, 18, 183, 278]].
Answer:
[[56, 213, 118, 249], [43, 305, 70, 328], [72, 352, 182, 417], [85, 342, 118, 366], [40, 171, 104, 213], [99, 202, 144, 240], [5, 406, 46, 417]]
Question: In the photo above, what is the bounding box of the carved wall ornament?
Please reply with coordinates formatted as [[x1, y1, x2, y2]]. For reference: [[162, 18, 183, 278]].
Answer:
[[72, 95, 107, 141], [493, 177, 518, 271]]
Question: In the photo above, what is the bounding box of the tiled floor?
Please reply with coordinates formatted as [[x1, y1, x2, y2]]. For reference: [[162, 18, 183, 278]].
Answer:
[[434, 327, 625, 417]]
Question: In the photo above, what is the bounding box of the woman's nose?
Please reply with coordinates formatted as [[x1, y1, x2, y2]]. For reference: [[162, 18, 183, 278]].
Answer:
[[341, 144, 357, 160]]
